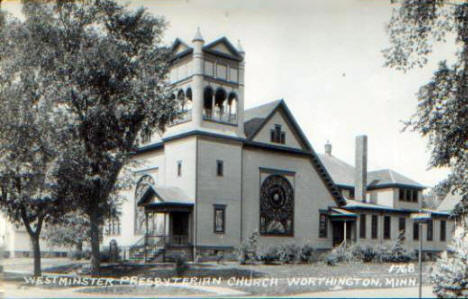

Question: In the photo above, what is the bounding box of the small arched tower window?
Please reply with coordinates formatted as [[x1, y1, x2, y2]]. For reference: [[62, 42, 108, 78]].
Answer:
[[177, 89, 185, 111], [185, 87, 193, 111], [228, 92, 238, 122], [215, 88, 227, 120], [203, 86, 214, 118]]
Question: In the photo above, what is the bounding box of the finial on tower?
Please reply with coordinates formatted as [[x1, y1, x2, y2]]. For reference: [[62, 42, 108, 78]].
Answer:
[[193, 27, 204, 42]]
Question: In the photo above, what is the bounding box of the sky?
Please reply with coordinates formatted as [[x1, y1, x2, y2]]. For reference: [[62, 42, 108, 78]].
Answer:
[[1, 0, 458, 188]]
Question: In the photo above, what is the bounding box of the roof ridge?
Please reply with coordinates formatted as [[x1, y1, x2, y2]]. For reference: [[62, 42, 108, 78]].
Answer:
[[244, 99, 283, 112]]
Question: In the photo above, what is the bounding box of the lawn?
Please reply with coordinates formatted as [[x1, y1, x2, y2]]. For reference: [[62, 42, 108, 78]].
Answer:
[[2, 258, 434, 297]]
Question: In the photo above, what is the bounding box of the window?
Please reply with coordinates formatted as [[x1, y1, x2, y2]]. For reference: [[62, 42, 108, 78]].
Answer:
[[399, 217, 406, 239], [270, 124, 285, 144], [216, 63, 227, 80], [214, 205, 226, 233], [229, 67, 238, 82], [216, 160, 224, 176], [371, 215, 378, 239], [349, 189, 355, 199], [384, 216, 391, 239], [319, 213, 328, 238], [177, 161, 182, 177], [260, 175, 294, 236], [440, 220, 446, 241], [427, 220, 433, 241], [360, 214, 366, 238], [399, 188, 419, 202], [412, 190, 418, 202], [205, 61, 214, 76], [413, 222, 419, 240]]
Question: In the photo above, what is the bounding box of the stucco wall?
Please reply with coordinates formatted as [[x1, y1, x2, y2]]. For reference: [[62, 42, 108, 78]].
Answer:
[[195, 138, 243, 248], [252, 111, 304, 150], [241, 147, 337, 249]]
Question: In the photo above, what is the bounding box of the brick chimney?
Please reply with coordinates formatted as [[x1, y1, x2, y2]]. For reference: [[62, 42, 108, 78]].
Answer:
[[325, 141, 332, 155], [355, 135, 367, 202]]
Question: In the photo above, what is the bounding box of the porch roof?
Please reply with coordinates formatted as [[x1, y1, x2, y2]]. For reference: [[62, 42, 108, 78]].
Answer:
[[328, 207, 357, 221], [137, 184, 194, 209]]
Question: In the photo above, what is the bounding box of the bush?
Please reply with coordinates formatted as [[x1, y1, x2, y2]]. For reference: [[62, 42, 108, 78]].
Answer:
[[431, 225, 468, 298], [278, 243, 301, 264], [238, 232, 260, 264], [300, 244, 319, 263], [174, 254, 189, 276]]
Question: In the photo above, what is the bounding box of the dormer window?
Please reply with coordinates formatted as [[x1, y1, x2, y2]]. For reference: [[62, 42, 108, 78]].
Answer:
[[270, 124, 285, 144], [399, 188, 418, 202]]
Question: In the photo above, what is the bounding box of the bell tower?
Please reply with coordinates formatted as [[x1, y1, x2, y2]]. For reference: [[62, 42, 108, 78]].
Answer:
[[167, 28, 245, 138]]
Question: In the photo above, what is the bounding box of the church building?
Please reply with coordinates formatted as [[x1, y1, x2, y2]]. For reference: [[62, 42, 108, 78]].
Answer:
[[102, 29, 454, 261], [0, 29, 455, 259]]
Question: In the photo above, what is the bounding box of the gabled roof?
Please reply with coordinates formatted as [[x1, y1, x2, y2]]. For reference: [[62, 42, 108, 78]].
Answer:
[[203, 37, 243, 61], [243, 100, 283, 139], [243, 99, 345, 206], [317, 153, 355, 187], [317, 152, 425, 190], [169, 36, 243, 62], [137, 184, 194, 206]]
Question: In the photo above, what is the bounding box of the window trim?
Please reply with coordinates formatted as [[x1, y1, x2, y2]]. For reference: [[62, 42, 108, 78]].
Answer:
[[413, 222, 419, 241], [213, 205, 226, 234], [427, 219, 433, 241], [383, 216, 391, 240], [319, 213, 328, 238], [359, 214, 366, 239], [216, 160, 224, 177], [371, 215, 378, 239], [177, 160, 182, 177], [440, 220, 446, 242], [399, 217, 406, 240]]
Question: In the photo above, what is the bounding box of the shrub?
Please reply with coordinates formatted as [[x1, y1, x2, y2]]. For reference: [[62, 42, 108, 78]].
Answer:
[[300, 244, 319, 263], [174, 254, 189, 276], [238, 232, 260, 264], [431, 225, 468, 298], [278, 243, 301, 264]]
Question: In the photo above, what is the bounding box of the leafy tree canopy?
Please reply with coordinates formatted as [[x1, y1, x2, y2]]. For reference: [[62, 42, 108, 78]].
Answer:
[[384, 0, 467, 217]]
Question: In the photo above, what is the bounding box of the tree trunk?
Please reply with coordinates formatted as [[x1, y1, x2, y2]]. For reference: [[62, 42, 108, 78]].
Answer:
[[89, 209, 100, 275], [75, 240, 83, 260], [31, 234, 41, 277]]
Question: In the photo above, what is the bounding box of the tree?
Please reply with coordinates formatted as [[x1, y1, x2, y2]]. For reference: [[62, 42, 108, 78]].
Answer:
[[12, 0, 176, 274], [0, 11, 69, 276], [42, 214, 90, 258], [384, 0, 467, 218], [431, 225, 468, 298]]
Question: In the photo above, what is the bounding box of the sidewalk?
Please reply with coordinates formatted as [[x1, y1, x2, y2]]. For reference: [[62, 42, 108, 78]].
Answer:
[[293, 286, 436, 298]]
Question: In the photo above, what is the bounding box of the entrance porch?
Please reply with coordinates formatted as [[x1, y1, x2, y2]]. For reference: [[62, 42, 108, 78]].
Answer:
[[328, 208, 357, 247], [131, 184, 194, 262]]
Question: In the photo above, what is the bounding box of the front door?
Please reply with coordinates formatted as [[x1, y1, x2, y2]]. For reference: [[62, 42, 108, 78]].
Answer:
[[332, 221, 352, 246], [171, 212, 189, 245]]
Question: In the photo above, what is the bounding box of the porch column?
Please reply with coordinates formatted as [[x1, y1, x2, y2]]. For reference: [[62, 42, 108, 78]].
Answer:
[[344, 221, 347, 246], [144, 212, 148, 262]]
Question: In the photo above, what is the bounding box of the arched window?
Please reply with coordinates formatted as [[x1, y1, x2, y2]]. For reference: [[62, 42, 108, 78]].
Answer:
[[215, 88, 227, 119], [134, 175, 155, 235], [259, 175, 294, 236], [203, 86, 214, 118], [185, 87, 193, 111], [228, 92, 238, 122], [177, 89, 185, 111]]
